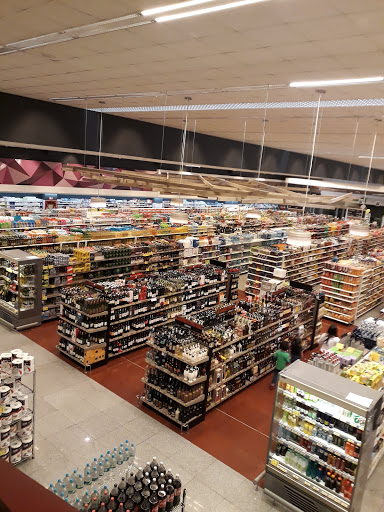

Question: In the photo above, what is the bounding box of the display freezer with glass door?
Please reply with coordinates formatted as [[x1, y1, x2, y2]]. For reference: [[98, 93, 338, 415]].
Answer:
[[0, 249, 42, 329], [264, 361, 382, 512]]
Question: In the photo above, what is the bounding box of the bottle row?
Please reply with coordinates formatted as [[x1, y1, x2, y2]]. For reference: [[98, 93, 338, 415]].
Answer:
[[143, 386, 204, 424], [58, 321, 106, 345], [274, 443, 353, 501], [145, 348, 206, 381], [62, 307, 108, 329], [145, 368, 204, 404]]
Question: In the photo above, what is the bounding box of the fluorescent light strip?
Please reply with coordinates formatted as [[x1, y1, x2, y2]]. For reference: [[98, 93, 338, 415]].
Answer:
[[358, 156, 384, 159], [155, 0, 267, 22], [91, 98, 384, 113], [290, 77, 384, 88], [142, 0, 215, 17]]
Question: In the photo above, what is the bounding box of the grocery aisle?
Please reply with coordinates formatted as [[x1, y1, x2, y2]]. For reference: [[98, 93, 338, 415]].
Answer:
[[23, 310, 356, 482], [24, 319, 273, 481], [3, 323, 276, 512], [16, 319, 384, 511]]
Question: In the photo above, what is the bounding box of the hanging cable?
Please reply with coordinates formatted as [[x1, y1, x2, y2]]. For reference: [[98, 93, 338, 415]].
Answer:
[[159, 93, 168, 169], [240, 119, 247, 175], [303, 90, 324, 215], [257, 86, 269, 180], [363, 131, 377, 204], [347, 119, 360, 182]]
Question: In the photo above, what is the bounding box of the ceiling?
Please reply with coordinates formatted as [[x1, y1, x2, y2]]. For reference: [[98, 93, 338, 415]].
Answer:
[[1, 0, 384, 169]]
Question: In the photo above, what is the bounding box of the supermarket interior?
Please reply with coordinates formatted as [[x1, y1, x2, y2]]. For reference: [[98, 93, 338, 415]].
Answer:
[[1, 2, 384, 512]]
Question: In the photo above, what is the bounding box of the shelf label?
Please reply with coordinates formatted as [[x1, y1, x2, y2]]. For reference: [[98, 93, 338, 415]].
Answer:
[[270, 459, 279, 467], [346, 392, 372, 408]]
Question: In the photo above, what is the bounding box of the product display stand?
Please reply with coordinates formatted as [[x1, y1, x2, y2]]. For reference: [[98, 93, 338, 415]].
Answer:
[[0, 353, 36, 466], [264, 361, 383, 512], [247, 239, 350, 297], [0, 249, 42, 330], [322, 259, 384, 324], [57, 266, 231, 370]]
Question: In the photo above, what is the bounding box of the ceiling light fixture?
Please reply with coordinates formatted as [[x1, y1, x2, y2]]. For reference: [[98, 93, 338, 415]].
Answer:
[[358, 155, 384, 159], [91, 98, 384, 113], [290, 77, 384, 88], [155, 0, 268, 22], [142, 0, 215, 17]]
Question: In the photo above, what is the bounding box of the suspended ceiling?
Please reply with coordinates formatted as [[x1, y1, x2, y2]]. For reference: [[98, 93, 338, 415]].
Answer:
[[1, 0, 384, 169]]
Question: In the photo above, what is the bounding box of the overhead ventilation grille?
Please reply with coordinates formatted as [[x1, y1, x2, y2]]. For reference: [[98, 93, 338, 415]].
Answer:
[[284, 484, 320, 512]]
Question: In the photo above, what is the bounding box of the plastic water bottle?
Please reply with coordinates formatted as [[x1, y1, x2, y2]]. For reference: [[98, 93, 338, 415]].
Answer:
[[84, 470, 92, 487], [91, 466, 98, 483], [71, 469, 78, 481], [99, 485, 109, 502], [68, 479, 76, 494], [98, 462, 104, 478], [123, 447, 129, 463], [73, 498, 82, 510], [110, 454, 117, 471], [128, 443, 135, 462], [82, 490, 90, 506], [117, 451, 124, 467], [125, 440, 129, 452], [91, 489, 100, 508], [97, 454, 104, 468], [63, 473, 70, 486], [53, 488, 59, 497], [48, 483, 55, 492], [84, 463, 91, 476], [104, 457, 110, 473], [76, 474, 84, 490], [60, 492, 65, 500], [61, 483, 68, 498], [56, 479, 63, 493]]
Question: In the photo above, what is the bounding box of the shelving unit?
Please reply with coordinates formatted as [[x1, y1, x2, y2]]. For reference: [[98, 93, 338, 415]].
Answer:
[[0, 249, 42, 330], [247, 238, 350, 296], [57, 266, 230, 370], [264, 361, 383, 512], [321, 259, 384, 324]]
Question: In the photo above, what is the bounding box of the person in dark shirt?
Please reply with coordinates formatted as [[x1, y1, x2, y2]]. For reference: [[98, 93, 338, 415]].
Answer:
[[290, 335, 303, 364]]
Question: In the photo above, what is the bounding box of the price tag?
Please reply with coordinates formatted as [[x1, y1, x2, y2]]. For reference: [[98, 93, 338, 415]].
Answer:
[[321, 491, 328, 497], [305, 481, 311, 487], [270, 459, 279, 467], [43, 306, 48, 311], [293, 475, 299, 480], [312, 486, 319, 492]]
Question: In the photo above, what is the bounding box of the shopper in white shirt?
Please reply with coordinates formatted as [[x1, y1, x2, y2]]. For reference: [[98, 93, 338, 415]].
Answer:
[[318, 324, 340, 349]]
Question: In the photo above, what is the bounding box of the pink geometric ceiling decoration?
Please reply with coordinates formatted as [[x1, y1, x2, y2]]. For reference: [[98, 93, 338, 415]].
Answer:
[[0, 159, 130, 189]]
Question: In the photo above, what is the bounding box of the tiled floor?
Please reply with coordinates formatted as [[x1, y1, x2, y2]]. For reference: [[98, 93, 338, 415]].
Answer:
[[7, 308, 384, 511]]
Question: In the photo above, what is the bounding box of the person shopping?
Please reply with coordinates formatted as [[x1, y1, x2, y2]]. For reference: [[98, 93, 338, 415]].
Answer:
[[270, 340, 290, 389], [290, 335, 303, 364], [318, 324, 340, 349]]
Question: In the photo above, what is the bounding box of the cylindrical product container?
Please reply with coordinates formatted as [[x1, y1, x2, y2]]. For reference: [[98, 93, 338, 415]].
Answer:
[[14, 377, 21, 392], [19, 353, 28, 359], [23, 356, 34, 373], [10, 439, 22, 464], [1, 405, 12, 426], [21, 435, 33, 459], [1, 353, 12, 373], [0, 386, 10, 409], [10, 349, 22, 360], [9, 423, 17, 439], [0, 425, 10, 448], [3, 379, 14, 395], [10, 401, 22, 422], [20, 414, 33, 436], [0, 447, 9, 462], [17, 394, 28, 412], [12, 359, 23, 377]]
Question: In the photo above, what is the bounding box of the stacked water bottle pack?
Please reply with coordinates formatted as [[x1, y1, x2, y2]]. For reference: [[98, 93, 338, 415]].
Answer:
[[48, 442, 183, 511]]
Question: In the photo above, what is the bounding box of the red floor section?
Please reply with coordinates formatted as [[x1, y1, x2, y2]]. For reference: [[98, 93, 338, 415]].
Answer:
[[22, 316, 356, 482]]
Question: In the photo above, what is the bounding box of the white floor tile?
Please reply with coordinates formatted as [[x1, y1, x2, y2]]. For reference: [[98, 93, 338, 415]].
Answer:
[[35, 409, 75, 438], [170, 442, 216, 476], [47, 424, 95, 454], [78, 412, 120, 440], [85, 389, 124, 411]]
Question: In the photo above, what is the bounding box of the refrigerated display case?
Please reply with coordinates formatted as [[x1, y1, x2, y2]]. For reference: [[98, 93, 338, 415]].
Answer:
[[0, 249, 42, 329], [264, 361, 383, 512]]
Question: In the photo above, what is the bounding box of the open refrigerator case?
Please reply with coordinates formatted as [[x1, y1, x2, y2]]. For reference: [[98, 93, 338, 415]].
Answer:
[[0, 249, 42, 329], [264, 361, 383, 512]]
